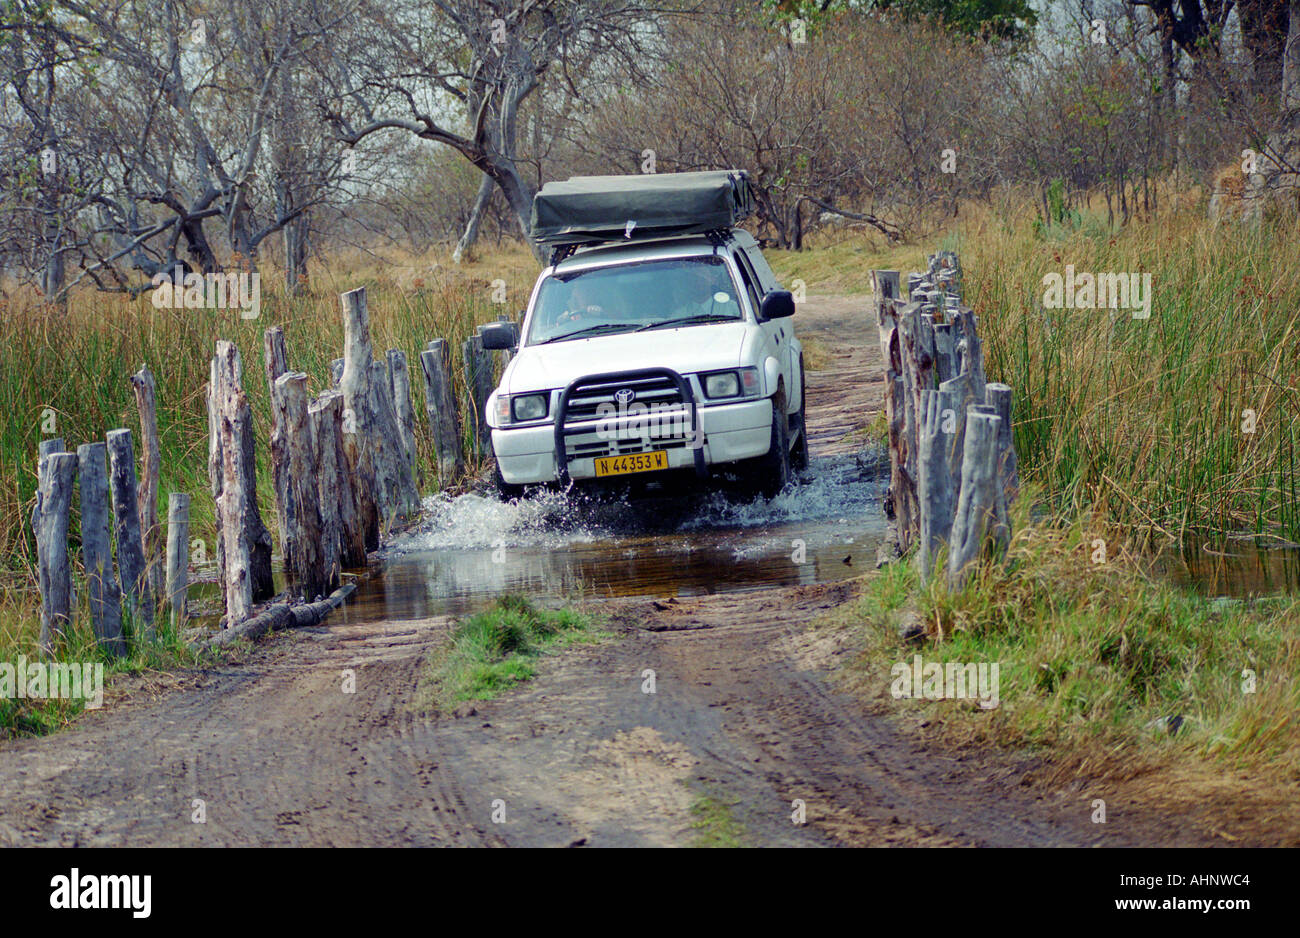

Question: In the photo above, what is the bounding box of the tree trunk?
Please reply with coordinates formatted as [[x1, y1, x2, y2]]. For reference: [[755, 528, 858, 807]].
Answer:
[[453, 174, 495, 264]]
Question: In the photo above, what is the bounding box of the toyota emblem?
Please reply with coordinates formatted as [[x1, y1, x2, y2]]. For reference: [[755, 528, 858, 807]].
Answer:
[[614, 388, 636, 405]]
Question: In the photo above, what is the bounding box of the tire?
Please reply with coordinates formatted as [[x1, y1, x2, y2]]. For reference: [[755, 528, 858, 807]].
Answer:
[[744, 391, 791, 499], [490, 441, 526, 501], [791, 354, 809, 472]]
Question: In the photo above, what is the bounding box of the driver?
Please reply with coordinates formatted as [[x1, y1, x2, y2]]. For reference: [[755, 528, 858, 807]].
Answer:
[[558, 278, 607, 327]]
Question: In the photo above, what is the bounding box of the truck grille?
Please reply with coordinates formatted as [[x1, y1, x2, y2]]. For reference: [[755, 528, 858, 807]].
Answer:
[[563, 375, 686, 424]]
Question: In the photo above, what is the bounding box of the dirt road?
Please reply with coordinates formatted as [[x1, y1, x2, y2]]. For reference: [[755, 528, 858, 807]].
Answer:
[[0, 294, 1283, 847]]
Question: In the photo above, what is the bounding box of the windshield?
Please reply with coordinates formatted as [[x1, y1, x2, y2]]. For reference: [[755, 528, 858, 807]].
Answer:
[[526, 255, 744, 345]]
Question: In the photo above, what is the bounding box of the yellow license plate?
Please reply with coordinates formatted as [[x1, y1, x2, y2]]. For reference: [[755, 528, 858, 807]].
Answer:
[[593, 450, 669, 477]]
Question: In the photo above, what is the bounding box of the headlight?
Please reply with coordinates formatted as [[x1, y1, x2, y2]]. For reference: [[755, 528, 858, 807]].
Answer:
[[511, 393, 549, 422], [704, 372, 740, 398], [701, 367, 760, 400]]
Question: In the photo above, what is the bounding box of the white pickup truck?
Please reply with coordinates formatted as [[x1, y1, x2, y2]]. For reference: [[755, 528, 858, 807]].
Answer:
[[479, 171, 806, 500]]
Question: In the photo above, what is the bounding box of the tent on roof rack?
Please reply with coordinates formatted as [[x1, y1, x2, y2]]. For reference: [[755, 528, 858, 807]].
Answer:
[[529, 170, 753, 246]]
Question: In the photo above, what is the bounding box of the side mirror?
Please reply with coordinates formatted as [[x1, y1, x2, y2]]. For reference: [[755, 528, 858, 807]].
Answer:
[[480, 321, 517, 350], [759, 290, 795, 320]]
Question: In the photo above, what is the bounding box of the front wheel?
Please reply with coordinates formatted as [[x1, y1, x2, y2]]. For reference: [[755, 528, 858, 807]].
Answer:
[[490, 442, 526, 501], [742, 393, 791, 499], [791, 354, 809, 472]]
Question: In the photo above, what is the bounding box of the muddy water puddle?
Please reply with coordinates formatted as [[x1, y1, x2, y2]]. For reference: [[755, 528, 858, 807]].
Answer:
[[341, 455, 886, 624]]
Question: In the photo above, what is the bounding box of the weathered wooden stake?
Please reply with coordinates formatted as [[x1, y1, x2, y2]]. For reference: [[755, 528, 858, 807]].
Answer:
[[129, 364, 164, 601], [947, 411, 1001, 590], [918, 389, 958, 581], [36, 452, 77, 654], [387, 348, 421, 491], [339, 288, 382, 548], [276, 372, 331, 599], [986, 382, 1019, 506], [107, 428, 155, 638], [218, 392, 252, 625], [462, 334, 492, 456], [309, 394, 344, 583], [78, 443, 125, 656], [313, 389, 366, 568], [165, 492, 190, 628], [420, 340, 465, 482], [209, 342, 275, 600]]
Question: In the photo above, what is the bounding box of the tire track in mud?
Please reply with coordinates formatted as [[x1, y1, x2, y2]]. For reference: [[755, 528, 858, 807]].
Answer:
[[0, 292, 1261, 847]]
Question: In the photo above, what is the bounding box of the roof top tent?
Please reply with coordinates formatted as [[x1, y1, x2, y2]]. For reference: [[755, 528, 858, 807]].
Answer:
[[529, 170, 754, 260]]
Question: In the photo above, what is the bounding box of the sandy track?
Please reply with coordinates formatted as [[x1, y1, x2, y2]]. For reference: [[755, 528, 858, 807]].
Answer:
[[0, 292, 1282, 847]]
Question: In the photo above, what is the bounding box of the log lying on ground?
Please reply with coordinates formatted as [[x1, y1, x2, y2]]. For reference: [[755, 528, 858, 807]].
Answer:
[[78, 443, 126, 656], [107, 428, 155, 638], [36, 452, 77, 654], [165, 492, 190, 628], [200, 583, 356, 650], [129, 364, 164, 600], [420, 340, 465, 482]]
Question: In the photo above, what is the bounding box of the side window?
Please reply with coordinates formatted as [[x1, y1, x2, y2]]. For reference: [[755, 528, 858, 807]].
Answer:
[[732, 253, 764, 317], [744, 247, 782, 294]]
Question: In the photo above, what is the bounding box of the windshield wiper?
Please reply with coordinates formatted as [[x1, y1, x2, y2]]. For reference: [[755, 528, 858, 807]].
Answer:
[[535, 323, 639, 344], [635, 314, 738, 332]]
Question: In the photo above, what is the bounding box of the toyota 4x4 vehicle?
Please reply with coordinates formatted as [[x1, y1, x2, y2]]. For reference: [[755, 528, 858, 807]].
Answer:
[[479, 170, 806, 500]]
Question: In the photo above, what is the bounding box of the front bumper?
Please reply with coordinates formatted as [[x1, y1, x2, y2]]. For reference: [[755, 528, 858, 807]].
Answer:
[[493, 382, 773, 486]]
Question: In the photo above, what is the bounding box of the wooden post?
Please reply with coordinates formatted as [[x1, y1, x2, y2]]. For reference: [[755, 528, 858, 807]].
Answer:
[[276, 372, 331, 599], [33, 437, 68, 633], [939, 373, 973, 505], [309, 394, 344, 583], [953, 309, 987, 403], [872, 270, 901, 363], [263, 326, 291, 575], [918, 388, 959, 581], [165, 492, 190, 628], [36, 452, 77, 654], [986, 382, 1020, 506], [933, 322, 955, 383], [370, 358, 419, 519], [339, 288, 381, 549], [313, 389, 366, 568], [78, 443, 126, 656], [462, 334, 491, 457], [218, 390, 252, 626], [387, 348, 421, 491], [209, 342, 275, 601], [129, 364, 164, 602], [420, 340, 465, 482], [107, 428, 155, 638], [947, 410, 1001, 590]]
